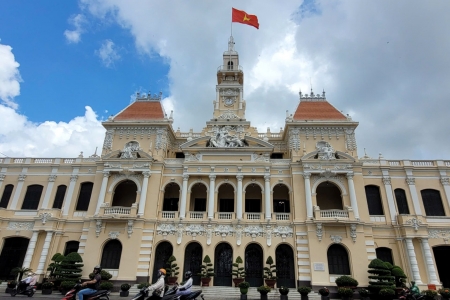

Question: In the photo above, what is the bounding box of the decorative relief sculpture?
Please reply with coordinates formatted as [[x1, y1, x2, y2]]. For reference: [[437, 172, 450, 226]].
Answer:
[[155, 128, 168, 150], [18, 174, 27, 181], [244, 225, 264, 240], [127, 220, 134, 238], [39, 212, 53, 225], [185, 154, 200, 162], [120, 141, 140, 159], [382, 176, 391, 185], [217, 110, 240, 120], [316, 141, 336, 160], [273, 226, 293, 239], [316, 223, 323, 241], [108, 231, 120, 239], [7, 221, 34, 231], [289, 128, 300, 152], [95, 220, 102, 237], [266, 225, 272, 247], [406, 177, 415, 185], [406, 217, 422, 231], [331, 235, 342, 244], [350, 224, 357, 242], [0, 173, 5, 181], [156, 223, 176, 238], [207, 126, 247, 148], [345, 128, 357, 151], [206, 224, 213, 246], [102, 129, 114, 151], [215, 225, 234, 238], [235, 225, 243, 246], [48, 175, 57, 182], [185, 224, 205, 239], [428, 229, 450, 244], [70, 175, 78, 182], [440, 177, 449, 186], [176, 224, 184, 245]]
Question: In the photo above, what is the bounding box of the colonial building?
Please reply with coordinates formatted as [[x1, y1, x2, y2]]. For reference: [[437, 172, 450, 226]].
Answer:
[[1, 37, 449, 290]]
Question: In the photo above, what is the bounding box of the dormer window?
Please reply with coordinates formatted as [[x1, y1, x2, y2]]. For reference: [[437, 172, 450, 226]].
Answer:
[[227, 61, 233, 70]]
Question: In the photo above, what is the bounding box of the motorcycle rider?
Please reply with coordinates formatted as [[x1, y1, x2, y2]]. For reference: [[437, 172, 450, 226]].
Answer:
[[20, 272, 37, 292], [410, 281, 420, 297], [175, 271, 193, 297], [147, 268, 166, 299], [78, 265, 102, 300]]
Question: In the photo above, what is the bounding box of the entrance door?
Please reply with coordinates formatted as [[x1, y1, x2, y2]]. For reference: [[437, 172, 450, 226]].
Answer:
[[184, 242, 202, 285], [245, 243, 263, 287], [152, 242, 173, 283], [276, 244, 296, 287], [433, 246, 450, 288], [0, 237, 29, 280], [214, 243, 232, 286]]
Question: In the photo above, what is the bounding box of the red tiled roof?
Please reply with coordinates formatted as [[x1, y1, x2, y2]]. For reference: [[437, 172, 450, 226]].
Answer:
[[293, 101, 347, 120], [114, 101, 165, 121]]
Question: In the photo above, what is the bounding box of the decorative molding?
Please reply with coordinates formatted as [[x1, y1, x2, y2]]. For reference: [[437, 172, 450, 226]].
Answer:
[[350, 224, 357, 242], [176, 224, 184, 245], [0, 173, 5, 181], [265, 225, 272, 246], [406, 177, 415, 185], [133, 163, 150, 169], [428, 229, 450, 244], [95, 220, 102, 237], [18, 174, 27, 181], [104, 163, 121, 169], [406, 217, 422, 231], [108, 231, 120, 239], [235, 225, 243, 246], [440, 177, 449, 186], [185, 224, 205, 239], [215, 225, 234, 238], [244, 225, 264, 241], [206, 224, 213, 246], [273, 225, 293, 240], [217, 110, 240, 120], [288, 128, 300, 152], [48, 175, 57, 182], [155, 128, 168, 150], [302, 172, 311, 180], [185, 154, 201, 162], [70, 175, 78, 182], [7, 221, 34, 231], [39, 212, 53, 225], [382, 176, 391, 185], [331, 235, 342, 244], [156, 223, 176, 237], [345, 128, 357, 151], [316, 223, 323, 242], [127, 220, 134, 238], [102, 129, 114, 151]]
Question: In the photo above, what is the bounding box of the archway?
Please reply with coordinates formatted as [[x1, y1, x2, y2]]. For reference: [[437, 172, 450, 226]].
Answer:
[[245, 243, 263, 287], [101, 240, 122, 269], [163, 183, 180, 211], [218, 183, 234, 213], [327, 244, 350, 275], [433, 246, 450, 288], [317, 182, 343, 210], [0, 237, 29, 280], [152, 242, 173, 283], [214, 243, 233, 286], [189, 183, 207, 213], [276, 244, 296, 287], [183, 242, 203, 285], [111, 180, 137, 207], [273, 184, 290, 213], [245, 184, 262, 216]]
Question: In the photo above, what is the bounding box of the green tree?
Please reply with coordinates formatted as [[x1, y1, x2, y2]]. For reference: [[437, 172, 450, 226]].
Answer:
[[198, 255, 214, 278], [54, 252, 84, 283], [367, 259, 395, 296], [263, 256, 277, 280], [232, 256, 246, 278], [10, 267, 32, 281], [47, 253, 64, 279], [166, 255, 180, 277]]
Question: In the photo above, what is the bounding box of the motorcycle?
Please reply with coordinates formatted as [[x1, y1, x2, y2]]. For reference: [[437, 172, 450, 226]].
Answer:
[[10, 281, 36, 297], [131, 286, 203, 300], [62, 283, 110, 300], [399, 287, 424, 300]]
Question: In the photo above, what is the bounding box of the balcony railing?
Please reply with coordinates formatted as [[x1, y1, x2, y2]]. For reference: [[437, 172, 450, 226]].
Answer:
[[161, 211, 176, 219], [320, 209, 349, 218], [217, 212, 233, 220], [104, 207, 131, 215], [189, 212, 205, 219], [274, 213, 290, 221], [245, 213, 261, 220]]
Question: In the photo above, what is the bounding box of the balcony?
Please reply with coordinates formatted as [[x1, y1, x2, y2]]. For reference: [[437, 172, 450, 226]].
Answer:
[[245, 213, 262, 220], [100, 203, 137, 218], [188, 211, 205, 220], [216, 212, 234, 220], [159, 211, 177, 219], [274, 212, 291, 221], [314, 206, 355, 221]]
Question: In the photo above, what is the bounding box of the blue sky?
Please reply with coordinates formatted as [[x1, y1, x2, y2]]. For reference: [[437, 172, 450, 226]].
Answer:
[[1, 1, 450, 159]]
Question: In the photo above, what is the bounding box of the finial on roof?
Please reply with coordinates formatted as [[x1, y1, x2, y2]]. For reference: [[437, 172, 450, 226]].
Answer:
[[322, 89, 326, 98], [228, 36, 235, 52]]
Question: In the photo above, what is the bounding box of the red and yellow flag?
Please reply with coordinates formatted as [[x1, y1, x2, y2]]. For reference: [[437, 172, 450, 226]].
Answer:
[[232, 8, 259, 29]]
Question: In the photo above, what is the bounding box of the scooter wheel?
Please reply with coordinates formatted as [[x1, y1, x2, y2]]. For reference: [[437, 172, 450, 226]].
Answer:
[[27, 291, 34, 297], [10, 290, 17, 297]]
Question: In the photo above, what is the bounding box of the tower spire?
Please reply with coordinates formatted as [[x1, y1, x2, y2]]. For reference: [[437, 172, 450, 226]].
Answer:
[[228, 36, 235, 52]]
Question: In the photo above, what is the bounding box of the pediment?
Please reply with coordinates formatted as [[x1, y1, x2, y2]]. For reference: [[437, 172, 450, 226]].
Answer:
[[102, 150, 153, 160], [301, 150, 355, 161], [180, 136, 274, 150]]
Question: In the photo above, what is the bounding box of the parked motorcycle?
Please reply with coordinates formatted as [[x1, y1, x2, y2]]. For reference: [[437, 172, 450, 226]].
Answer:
[[399, 287, 424, 300], [10, 282, 36, 297], [62, 283, 110, 300]]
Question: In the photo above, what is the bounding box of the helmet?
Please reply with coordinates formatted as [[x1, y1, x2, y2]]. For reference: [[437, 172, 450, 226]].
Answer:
[[159, 268, 166, 276], [185, 271, 192, 278], [94, 265, 102, 272]]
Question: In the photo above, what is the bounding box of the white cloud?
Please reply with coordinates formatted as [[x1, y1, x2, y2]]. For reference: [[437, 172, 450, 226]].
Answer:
[[96, 39, 120, 67], [0, 43, 21, 109], [64, 14, 86, 43]]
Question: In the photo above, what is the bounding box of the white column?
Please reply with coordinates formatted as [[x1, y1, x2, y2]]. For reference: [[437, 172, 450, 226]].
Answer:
[[94, 171, 110, 215], [36, 231, 53, 274], [303, 172, 313, 219], [23, 231, 39, 269], [179, 174, 189, 219], [382, 176, 397, 223], [264, 175, 271, 220], [138, 171, 151, 216], [10, 174, 27, 210], [420, 238, 440, 285], [406, 177, 423, 215], [0, 173, 6, 198], [346, 172, 360, 220], [440, 177, 450, 209], [62, 171, 79, 216], [208, 175, 216, 220], [41, 175, 57, 209], [236, 175, 243, 220], [405, 238, 422, 284]]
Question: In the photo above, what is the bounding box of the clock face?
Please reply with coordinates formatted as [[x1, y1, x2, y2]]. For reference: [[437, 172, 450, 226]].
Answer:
[[224, 97, 234, 106]]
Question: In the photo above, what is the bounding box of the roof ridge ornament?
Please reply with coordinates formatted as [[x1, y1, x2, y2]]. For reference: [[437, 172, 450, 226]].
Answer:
[[135, 91, 162, 102], [299, 88, 326, 102]]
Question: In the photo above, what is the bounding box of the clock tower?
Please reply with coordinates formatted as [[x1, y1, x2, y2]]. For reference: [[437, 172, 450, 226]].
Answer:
[[211, 36, 246, 121]]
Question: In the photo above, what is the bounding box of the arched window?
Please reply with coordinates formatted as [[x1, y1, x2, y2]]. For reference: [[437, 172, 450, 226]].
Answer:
[[227, 61, 234, 70], [0, 237, 29, 280], [75, 182, 94, 211], [52, 185, 67, 209], [421, 189, 445, 216], [64, 241, 80, 256], [0, 184, 14, 208], [21, 185, 43, 210], [101, 240, 122, 269], [327, 244, 350, 275], [376, 247, 393, 265], [394, 189, 409, 215], [365, 185, 384, 215]]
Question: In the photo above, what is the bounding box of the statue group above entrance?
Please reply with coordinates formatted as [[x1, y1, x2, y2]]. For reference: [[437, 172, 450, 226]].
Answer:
[[120, 141, 140, 159], [316, 141, 336, 160], [207, 126, 248, 148]]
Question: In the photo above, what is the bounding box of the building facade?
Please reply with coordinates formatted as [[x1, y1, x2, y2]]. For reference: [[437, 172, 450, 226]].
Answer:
[[1, 37, 450, 289]]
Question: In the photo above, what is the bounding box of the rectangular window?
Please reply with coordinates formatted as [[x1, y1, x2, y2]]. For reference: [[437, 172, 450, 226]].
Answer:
[[75, 182, 93, 211], [21, 185, 43, 210], [245, 199, 261, 212], [193, 198, 206, 211], [273, 199, 290, 213], [0, 184, 14, 208], [219, 199, 234, 212], [365, 185, 384, 215], [52, 185, 67, 209], [163, 198, 179, 211], [270, 153, 283, 159]]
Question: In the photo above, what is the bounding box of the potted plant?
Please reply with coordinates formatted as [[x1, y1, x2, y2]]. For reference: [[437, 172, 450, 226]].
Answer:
[[297, 286, 311, 300], [279, 286, 289, 300], [232, 256, 246, 287], [379, 288, 395, 300], [137, 282, 150, 289], [42, 281, 54, 294], [358, 288, 370, 300], [319, 287, 330, 300], [100, 281, 114, 291], [367, 259, 395, 297], [239, 281, 250, 300], [166, 255, 180, 285], [335, 275, 359, 289], [120, 283, 131, 297], [263, 256, 277, 288], [258, 285, 272, 300], [198, 255, 214, 286], [439, 288, 450, 300], [337, 287, 354, 300], [421, 289, 438, 300]]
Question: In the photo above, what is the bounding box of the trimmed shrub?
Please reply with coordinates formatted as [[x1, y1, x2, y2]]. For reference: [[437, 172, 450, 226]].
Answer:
[[367, 259, 395, 296], [337, 287, 354, 297], [257, 285, 272, 294], [335, 275, 359, 287], [297, 286, 312, 295], [121, 283, 131, 291], [137, 282, 150, 289], [318, 287, 330, 296]]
